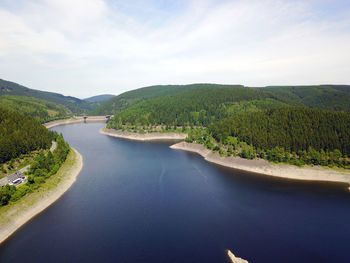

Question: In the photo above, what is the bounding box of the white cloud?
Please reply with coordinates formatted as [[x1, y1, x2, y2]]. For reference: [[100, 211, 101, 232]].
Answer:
[[0, 0, 349, 97]]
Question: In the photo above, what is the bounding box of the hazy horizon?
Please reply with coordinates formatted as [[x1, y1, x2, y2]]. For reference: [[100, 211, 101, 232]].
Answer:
[[1, 0, 350, 98]]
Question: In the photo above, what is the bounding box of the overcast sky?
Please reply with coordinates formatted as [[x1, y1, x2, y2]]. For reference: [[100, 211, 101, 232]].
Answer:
[[1, 0, 350, 98]]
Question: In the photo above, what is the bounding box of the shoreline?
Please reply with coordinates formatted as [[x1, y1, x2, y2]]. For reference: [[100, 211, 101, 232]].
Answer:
[[100, 127, 187, 141], [170, 142, 350, 188], [44, 116, 107, 129], [0, 148, 83, 245]]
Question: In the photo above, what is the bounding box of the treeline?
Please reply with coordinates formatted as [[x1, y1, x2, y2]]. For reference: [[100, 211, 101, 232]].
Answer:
[[0, 133, 70, 206], [0, 108, 54, 163], [108, 86, 282, 128]]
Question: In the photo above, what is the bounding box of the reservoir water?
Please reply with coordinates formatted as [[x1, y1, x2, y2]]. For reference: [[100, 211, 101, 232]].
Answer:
[[0, 123, 349, 263]]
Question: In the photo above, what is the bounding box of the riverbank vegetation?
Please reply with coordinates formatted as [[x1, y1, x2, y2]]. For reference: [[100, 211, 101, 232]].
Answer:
[[0, 148, 82, 243], [184, 107, 350, 169]]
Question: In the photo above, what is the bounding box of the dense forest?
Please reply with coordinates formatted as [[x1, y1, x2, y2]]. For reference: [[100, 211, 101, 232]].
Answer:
[[0, 95, 70, 123], [91, 84, 230, 115], [95, 84, 350, 115], [207, 107, 350, 166], [0, 108, 54, 163], [210, 107, 350, 155], [107, 86, 284, 127]]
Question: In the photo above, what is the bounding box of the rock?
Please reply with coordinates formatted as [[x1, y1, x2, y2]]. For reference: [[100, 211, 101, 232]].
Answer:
[[227, 250, 249, 263]]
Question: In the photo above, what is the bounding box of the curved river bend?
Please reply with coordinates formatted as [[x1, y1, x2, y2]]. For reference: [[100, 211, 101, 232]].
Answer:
[[0, 123, 349, 263]]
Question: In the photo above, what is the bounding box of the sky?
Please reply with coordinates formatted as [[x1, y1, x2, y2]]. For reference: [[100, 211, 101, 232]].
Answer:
[[0, 0, 350, 98]]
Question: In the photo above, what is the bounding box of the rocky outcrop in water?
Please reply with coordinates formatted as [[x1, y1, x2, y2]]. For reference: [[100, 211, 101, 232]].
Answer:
[[227, 250, 249, 263]]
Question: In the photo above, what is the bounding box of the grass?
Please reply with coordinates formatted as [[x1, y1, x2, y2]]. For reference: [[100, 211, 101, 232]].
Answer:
[[0, 148, 79, 226]]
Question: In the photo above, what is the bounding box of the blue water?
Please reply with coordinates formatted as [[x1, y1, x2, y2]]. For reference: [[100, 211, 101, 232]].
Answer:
[[0, 123, 349, 263]]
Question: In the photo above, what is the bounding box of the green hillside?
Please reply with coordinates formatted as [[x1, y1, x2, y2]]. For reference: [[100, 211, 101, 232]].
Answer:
[[91, 84, 236, 115], [96, 84, 350, 116], [107, 85, 285, 127], [0, 79, 95, 114], [0, 95, 70, 123], [261, 85, 350, 111]]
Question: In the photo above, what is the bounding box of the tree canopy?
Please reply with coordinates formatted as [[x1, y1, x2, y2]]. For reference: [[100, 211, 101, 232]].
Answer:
[[0, 108, 54, 163]]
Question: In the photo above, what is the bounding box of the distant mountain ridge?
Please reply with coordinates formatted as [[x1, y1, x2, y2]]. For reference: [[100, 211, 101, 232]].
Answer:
[[84, 94, 115, 103], [91, 84, 244, 115], [0, 79, 95, 114], [93, 83, 350, 115], [0, 95, 70, 123]]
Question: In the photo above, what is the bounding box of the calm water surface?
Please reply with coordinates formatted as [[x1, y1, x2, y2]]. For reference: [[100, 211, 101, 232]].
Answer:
[[0, 123, 349, 263]]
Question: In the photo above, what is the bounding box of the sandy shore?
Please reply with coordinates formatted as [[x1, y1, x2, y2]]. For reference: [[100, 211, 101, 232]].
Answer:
[[0, 148, 83, 245], [100, 128, 187, 141], [227, 250, 249, 263], [44, 116, 108, 129], [170, 142, 350, 187]]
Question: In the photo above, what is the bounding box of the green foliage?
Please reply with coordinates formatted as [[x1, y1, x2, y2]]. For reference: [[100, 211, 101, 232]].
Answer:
[[0, 108, 54, 163], [0, 185, 16, 205], [96, 84, 350, 117], [0, 95, 70, 123], [103, 83, 350, 169], [108, 85, 281, 127], [210, 107, 350, 156], [1, 133, 70, 207], [209, 107, 350, 167], [92, 84, 214, 115]]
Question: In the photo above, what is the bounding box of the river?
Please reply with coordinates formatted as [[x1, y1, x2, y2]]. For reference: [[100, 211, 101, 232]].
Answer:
[[0, 123, 349, 263]]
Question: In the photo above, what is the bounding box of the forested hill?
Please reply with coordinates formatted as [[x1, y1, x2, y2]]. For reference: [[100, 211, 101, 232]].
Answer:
[[106, 85, 289, 127], [95, 83, 350, 116], [261, 85, 350, 111], [91, 84, 244, 115], [0, 108, 54, 163], [0, 95, 70, 123], [0, 79, 95, 114]]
